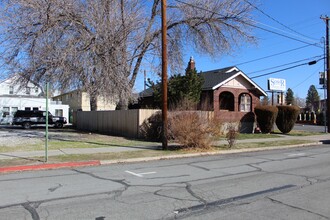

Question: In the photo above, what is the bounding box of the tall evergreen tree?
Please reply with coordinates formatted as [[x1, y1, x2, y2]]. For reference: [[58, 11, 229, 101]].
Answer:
[[285, 88, 295, 105], [148, 67, 204, 110], [306, 85, 320, 111]]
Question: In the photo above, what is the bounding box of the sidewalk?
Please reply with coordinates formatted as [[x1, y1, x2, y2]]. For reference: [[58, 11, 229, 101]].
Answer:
[[0, 133, 329, 173], [0, 144, 162, 160], [215, 133, 330, 145], [2, 134, 329, 161]]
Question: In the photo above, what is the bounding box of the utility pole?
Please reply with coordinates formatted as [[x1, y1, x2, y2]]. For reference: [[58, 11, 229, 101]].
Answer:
[[144, 70, 147, 91], [161, 0, 168, 150], [321, 16, 330, 132]]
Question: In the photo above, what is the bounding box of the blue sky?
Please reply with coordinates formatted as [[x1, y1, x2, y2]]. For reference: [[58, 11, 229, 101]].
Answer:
[[137, 0, 330, 100]]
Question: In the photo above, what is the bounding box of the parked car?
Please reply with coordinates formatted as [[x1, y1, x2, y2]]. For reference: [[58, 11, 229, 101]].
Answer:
[[12, 110, 67, 129]]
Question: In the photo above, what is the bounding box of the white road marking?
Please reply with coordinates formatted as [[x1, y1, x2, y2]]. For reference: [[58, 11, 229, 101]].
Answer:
[[125, 170, 156, 177], [287, 153, 306, 157]]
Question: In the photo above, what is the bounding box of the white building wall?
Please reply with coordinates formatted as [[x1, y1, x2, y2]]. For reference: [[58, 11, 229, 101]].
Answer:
[[0, 77, 41, 96], [0, 76, 69, 124], [0, 97, 69, 124]]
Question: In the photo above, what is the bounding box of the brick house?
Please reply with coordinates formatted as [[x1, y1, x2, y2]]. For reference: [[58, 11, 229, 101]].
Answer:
[[198, 66, 266, 117], [138, 58, 267, 132]]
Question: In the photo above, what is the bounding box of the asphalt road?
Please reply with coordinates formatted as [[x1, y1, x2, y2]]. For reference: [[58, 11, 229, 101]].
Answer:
[[0, 145, 330, 220]]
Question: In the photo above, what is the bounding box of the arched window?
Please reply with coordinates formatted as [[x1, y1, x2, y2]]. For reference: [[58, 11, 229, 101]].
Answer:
[[239, 93, 251, 112], [219, 92, 234, 111]]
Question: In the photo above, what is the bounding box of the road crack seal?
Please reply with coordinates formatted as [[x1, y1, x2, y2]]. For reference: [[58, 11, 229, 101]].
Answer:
[[267, 197, 330, 219], [188, 163, 210, 171], [72, 169, 130, 188], [246, 164, 264, 172], [22, 202, 41, 220], [72, 169, 130, 200], [154, 188, 196, 202], [48, 183, 63, 192], [172, 184, 296, 219]]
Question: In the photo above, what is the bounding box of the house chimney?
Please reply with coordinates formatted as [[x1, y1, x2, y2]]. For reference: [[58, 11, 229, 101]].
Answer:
[[187, 56, 195, 72]]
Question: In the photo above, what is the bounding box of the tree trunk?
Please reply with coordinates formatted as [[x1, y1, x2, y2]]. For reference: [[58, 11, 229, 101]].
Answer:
[[90, 94, 98, 111], [116, 98, 128, 110]]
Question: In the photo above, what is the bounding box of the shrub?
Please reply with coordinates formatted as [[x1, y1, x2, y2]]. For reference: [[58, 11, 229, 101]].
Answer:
[[254, 105, 278, 133], [276, 105, 300, 134], [139, 111, 162, 141], [225, 122, 240, 148], [316, 111, 325, 125], [168, 111, 222, 149], [140, 111, 222, 149]]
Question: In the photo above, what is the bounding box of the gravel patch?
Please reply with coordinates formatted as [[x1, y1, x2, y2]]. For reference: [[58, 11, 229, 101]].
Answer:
[[0, 126, 88, 148]]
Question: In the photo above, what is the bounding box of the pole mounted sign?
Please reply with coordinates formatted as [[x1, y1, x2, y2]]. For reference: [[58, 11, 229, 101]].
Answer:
[[268, 78, 286, 91]]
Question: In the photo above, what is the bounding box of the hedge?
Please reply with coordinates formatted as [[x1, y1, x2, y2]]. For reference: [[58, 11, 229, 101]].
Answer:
[[254, 105, 278, 133]]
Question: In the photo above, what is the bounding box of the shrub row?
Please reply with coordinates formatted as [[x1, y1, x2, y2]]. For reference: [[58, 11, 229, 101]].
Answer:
[[141, 105, 300, 149], [254, 105, 300, 134]]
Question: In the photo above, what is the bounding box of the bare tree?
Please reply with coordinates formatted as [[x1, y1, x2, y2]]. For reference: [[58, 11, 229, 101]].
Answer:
[[0, 0, 257, 109]]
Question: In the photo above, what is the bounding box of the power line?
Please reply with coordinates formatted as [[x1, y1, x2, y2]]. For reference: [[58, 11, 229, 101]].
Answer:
[[250, 57, 324, 79], [235, 44, 317, 66], [246, 22, 322, 48], [243, 0, 318, 42], [246, 55, 324, 75], [174, 0, 322, 48], [292, 65, 323, 89]]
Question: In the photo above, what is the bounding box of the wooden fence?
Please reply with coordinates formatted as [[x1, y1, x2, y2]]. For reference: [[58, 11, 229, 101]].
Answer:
[[76, 109, 215, 138], [76, 109, 159, 138]]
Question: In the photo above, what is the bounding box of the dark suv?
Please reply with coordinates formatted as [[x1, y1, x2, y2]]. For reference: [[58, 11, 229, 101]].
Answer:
[[13, 110, 67, 129]]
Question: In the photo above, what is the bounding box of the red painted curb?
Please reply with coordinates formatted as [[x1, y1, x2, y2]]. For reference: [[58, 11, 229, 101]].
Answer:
[[0, 161, 101, 173]]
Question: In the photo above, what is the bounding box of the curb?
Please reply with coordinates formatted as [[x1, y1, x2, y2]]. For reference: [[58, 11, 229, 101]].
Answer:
[[100, 142, 322, 165], [0, 161, 100, 174], [0, 142, 322, 174]]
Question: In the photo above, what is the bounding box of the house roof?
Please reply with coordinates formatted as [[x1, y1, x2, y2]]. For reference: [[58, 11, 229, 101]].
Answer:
[[201, 66, 239, 90], [139, 87, 154, 98], [201, 66, 267, 96], [0, 75, 16, 85], [139, 66, 267, 98]]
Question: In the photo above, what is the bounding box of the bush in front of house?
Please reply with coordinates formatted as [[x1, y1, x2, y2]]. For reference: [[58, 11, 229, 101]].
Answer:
[[225, 122, 240, 148], [276, 105, 300, 134], [168, 111, 222, 149], [254, 105, 278, 133], [140, 111, 222, 149]]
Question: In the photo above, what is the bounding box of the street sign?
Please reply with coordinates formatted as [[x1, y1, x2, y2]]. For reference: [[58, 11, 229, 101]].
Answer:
[[268, 78, 286, 91]]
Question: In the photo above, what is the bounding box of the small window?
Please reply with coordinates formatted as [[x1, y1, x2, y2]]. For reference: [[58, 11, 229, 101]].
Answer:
[[35, 87, 39, 93], [33, 107, 39, 111], [55, 109, 63, 117], [25, 107, 31, 111], [11, 107, 18, 116], [239, 94, 252, 112], [26, 87, 31, 95], [9, 86, 14, 94], [2, 107, 9, 117]]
